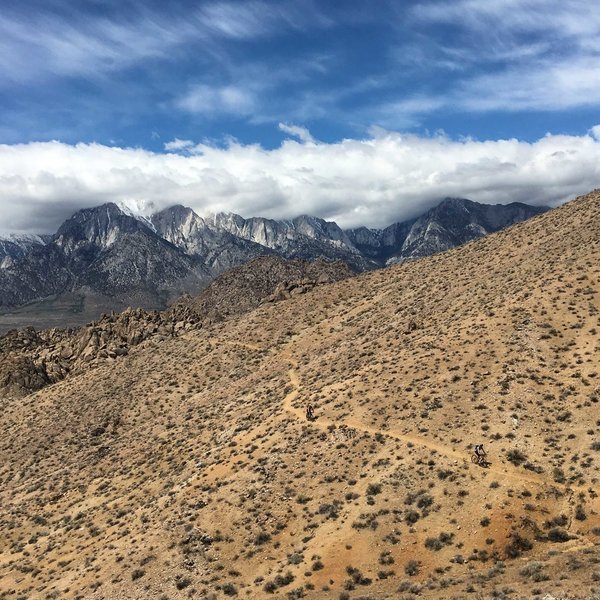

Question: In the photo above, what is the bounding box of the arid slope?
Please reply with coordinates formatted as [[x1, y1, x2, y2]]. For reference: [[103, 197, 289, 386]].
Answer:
[[1, 191, 599, 599]]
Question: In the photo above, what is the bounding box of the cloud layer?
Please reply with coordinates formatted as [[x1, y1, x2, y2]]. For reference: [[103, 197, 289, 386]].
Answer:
[[1, 128, 600, 235]]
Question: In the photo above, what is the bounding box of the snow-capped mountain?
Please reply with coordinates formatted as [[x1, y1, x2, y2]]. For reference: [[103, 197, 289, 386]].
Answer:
[[203, 211, 372, 270], [0, 203, 210, 308], [347, 198, 548, 264], [208, 212, 356, 251], [387, 198, 549, 263], [0, 234, 47, 269], [0, 198, 549, 317], [150, 206, 272, 274]]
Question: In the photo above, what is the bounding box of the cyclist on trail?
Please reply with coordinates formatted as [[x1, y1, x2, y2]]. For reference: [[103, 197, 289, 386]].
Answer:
[[306, 404, 315, 421], [474, 443, 486, 460]]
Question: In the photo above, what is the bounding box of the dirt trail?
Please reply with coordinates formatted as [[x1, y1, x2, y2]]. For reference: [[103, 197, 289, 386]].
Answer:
[[269, 344, 599, 554], [282, 364, 554, 489], [225, 339, 595, 497]]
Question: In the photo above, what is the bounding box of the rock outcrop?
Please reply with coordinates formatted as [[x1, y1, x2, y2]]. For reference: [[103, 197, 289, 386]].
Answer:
[[0, 256, 353, 398]]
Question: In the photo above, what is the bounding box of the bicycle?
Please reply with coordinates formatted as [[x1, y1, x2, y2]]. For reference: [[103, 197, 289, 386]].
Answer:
[[471, 452, 487, 465]]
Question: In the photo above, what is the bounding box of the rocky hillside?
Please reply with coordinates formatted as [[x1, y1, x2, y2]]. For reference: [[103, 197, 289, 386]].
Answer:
[[0, 198, 547, 331], [0, 190, 597, 599], [169, 255, 354, 324], [0, 256, 352, 398]]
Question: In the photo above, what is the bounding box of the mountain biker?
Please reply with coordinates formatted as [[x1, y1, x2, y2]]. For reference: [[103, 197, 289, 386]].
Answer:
[[306, 404, 315, 420], [474, 443, 485, 460]]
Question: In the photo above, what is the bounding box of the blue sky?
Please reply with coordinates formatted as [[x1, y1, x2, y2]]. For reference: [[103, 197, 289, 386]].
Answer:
[[1, 0, 600, 233], [2, 0, 599, 147]]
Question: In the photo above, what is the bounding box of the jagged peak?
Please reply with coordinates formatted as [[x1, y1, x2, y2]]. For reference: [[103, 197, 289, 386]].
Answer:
[[153, 204, 195, 217], [55, 202, 155, 247], [64, 202, 124, 221], [291, 214, 335, 227], [436, 197, 474, 210], [0, 233, 46, 245], [203, 211, 246, 228], [116, 199, 157, 218]]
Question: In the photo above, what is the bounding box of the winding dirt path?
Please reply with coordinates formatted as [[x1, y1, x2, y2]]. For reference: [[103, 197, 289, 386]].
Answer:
[[282, 366, 558, 489], [225, 340, 595, 496], [214, 338, 599, 555]]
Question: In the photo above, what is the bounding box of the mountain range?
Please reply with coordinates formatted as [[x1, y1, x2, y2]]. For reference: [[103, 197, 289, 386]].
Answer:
[[0, 198, 548, 329]]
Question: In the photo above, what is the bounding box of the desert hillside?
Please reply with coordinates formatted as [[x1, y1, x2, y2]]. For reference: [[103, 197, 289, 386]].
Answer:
[[1, 191, 599, 599]]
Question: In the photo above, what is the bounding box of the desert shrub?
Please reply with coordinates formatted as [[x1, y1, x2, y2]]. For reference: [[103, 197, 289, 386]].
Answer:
[[506, 449, 527, 466], [556, 411, 572, 422], [524, 462, 544, 473], [547, 528, 571, 542], [264, 581, 277, 593], [439, 532, 454, 544], [405, 510, 420, 524], [366, 483, 382, 496], [544, 514, 568, 528], [264, 572, 296, 593], [222, 583, 237, 596], [274, 572, 295, 587], [345, 566, 372, 586], [176, 577, 192, 590], [416, 494, 433, 509], [425, 537, 443, 551], [523, 561, 549, 582], [378, 570, 394, 579], [312, 560, 324, 571], [318, 503, 340, 519], [505, 532, 532, 558], [254, 531, 271, 545]]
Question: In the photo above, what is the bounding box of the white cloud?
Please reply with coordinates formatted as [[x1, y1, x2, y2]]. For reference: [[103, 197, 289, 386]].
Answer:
[[459, 55, 600, 112], [164, 139, 195, 152], [0, 10, 187, 85], [1, 129, 599, 235], [0, 1, 326, 87], [371, 96, 447, 128], [408, 0, 600, 113], [413, 0, 600, 41], [198, 1, 307, 39], [278, 123, 315, 143], [176, 84, 257, 116]]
